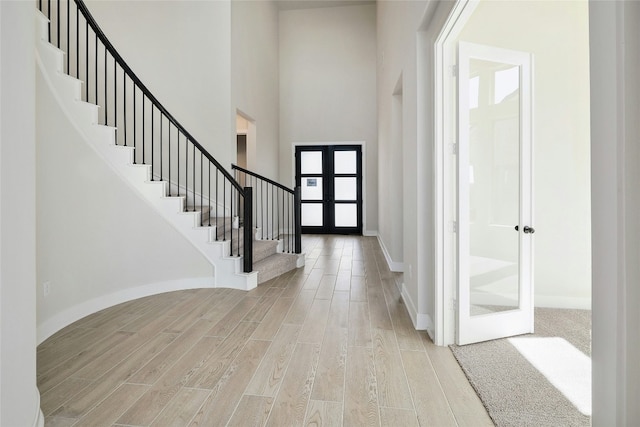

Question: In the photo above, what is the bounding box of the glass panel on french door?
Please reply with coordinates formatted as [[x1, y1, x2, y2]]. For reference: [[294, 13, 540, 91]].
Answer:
[[335, 203, 357, 227], [334, 177, 357, 201], [302, 177, 323, 200], [301, 151, 323, 174], [334, 150, 357, 174], [468, 58, 520, 316], [302, 203, 323, 226]]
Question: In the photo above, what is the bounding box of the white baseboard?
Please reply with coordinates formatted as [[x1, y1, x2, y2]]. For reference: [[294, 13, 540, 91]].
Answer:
[[377, 235, 404, 272], [400, 283, 434, 338], [33, 387, 44, 427], [37, 276, 214, 344], [363, 230, 378, 237], [535, 295, 591, 310]]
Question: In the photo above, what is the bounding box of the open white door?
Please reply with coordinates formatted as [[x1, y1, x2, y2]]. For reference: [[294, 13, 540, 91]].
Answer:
[[457, 42, 534, 345]]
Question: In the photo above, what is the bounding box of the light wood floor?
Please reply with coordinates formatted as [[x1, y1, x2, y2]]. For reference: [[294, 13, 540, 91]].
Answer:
[[38, 235, 493, 427]]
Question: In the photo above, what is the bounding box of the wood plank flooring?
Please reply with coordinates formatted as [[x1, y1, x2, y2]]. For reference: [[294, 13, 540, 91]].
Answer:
[[38, 235, 493, 427]]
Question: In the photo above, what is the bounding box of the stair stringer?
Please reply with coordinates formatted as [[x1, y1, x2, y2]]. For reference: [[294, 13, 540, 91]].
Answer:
[[35, 12, 257, 291]]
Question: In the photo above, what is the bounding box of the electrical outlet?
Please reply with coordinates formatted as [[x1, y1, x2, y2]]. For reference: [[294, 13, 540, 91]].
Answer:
[[43, 281, 51, 297]]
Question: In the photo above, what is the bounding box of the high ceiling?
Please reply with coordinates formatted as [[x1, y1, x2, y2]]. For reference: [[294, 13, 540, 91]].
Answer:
[[276, 0, 375, 11]]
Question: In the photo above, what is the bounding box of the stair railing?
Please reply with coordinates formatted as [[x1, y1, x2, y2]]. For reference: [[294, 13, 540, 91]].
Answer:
[[38, 0, 253, 273], [232, 165, 302, 255]]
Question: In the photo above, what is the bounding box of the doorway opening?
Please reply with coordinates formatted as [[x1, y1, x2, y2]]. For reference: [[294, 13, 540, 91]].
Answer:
[[235, 111, 256, 178], [434, 0, 591, 421], [433, 0, 592, 421], [435, 0, 591, 347]]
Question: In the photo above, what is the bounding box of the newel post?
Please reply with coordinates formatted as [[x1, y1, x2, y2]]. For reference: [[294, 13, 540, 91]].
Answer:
[[294, 186, 302, 254], [243, 187, 253, 273]]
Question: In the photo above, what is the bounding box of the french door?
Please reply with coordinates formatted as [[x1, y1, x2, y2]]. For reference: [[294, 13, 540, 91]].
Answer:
[[456, 42, 534, 345], [295, 145, 363, 234]]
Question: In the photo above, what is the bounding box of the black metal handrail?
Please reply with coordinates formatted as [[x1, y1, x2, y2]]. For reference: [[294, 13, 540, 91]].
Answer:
[[232, 165, 302, 255], [232, 164, 293, 194], [38, 0, 252, 273]]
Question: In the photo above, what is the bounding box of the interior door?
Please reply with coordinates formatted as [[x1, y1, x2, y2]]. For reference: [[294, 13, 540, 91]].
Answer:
[[296, 145, 363, 235], [457, 42, 534, 345]]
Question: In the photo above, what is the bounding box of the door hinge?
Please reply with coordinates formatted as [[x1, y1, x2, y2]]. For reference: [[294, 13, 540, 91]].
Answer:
[[452, 298, 458, 311], [451, 142, 458, 155], [452, 64, 458, 77], [451, 220, 458, 233]]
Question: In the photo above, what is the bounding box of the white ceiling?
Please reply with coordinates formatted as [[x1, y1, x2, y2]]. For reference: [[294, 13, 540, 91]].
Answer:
[[276, 0, 375, 11]]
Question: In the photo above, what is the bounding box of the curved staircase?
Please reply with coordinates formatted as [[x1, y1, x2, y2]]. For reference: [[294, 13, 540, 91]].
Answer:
[[35, 1, 303, 291]]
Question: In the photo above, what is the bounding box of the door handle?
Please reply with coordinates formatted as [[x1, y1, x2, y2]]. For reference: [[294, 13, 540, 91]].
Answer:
[[515, 225, 535, 234]]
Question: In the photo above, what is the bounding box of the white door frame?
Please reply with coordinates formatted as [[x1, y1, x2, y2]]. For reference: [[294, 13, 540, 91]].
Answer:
[[434, 0, 479, 346], [291, 141, 368, 235], [431, 0, 634, 420]]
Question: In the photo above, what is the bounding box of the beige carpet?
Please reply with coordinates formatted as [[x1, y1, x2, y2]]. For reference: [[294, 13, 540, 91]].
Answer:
[[450, 308, 591, 427]]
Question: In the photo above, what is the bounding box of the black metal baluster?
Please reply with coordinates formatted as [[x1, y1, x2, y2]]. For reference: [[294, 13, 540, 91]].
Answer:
[[66, 0, 69, 72], [47, 0, 51, 42], [200, 152, 203, 226], [57, 0, 60, 48], [185, 135, 188, 208], [223, 178, 226, 241], [85, 20, 88, 101], [123, 72, 127, 146], [272, 185, 275, 240], [208, 161, 211, 226], [76, 3, 79, 79], [231, 188, 234, 255], [94, 33, 97, 105], [278, 188, 281, 245], [288, 191, 291, 252], [133, 87, 136, 162], [151, 104, 154, 179], [268, 182, 272, 239], [168, 124, 171, 194], [192, 141, 195, 212], [114, 55, 117, 138], [160, 114, 163, 181], [142, 95, 145, 165], [104, 48, 107, 124], [215, 169, 219, 239], [176, 131, 180, 196]]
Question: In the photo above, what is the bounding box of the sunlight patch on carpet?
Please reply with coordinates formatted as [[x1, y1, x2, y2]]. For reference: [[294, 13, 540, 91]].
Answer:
[[508, 337, 591, 416]]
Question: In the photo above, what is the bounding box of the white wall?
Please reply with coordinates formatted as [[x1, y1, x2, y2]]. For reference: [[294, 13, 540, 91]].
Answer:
[[378, 82, 403, 267], [279, 4, 378, 234], [232, 0, 280, 180], [36, 64, 214, 342], [377, 0, 442, 328], [0, 2, 42, 425], [590, 1, 640, 423], [457, 0, 591, 308], [85, 0, 234, 169]]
